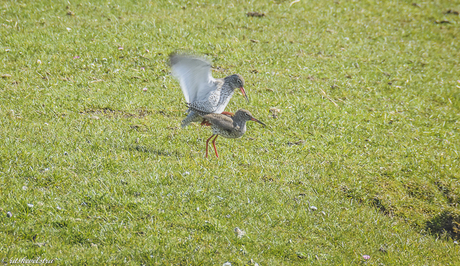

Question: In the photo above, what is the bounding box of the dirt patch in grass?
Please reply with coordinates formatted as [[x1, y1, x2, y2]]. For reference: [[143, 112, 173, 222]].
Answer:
[[370, 196, 395, 217], [434, 180, 460, 205], [404, 180, 436, 202], [80, 108, 151, 118]]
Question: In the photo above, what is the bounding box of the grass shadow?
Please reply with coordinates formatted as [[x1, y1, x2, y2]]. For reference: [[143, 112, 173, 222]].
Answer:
[[426, 210, 460, 241], [128, 145, 180, 157]]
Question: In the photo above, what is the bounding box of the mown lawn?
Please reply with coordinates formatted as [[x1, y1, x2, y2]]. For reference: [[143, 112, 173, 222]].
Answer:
[[1, 0, 459, 264]]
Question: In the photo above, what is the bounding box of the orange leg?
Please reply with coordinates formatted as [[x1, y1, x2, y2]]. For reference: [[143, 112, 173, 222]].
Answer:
[[211, 135, 219, 158], [205, 134, 215, 158]]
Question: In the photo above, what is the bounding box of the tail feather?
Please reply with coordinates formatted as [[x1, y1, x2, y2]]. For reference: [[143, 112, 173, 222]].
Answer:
[[181, 111, 203, 128]]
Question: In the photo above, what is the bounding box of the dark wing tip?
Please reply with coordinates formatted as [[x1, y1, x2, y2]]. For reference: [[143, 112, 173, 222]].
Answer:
[[169, 52, 180, 66]]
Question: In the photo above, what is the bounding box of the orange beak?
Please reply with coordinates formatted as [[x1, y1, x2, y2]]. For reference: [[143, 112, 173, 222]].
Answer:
[[240, 87, 249, 103]]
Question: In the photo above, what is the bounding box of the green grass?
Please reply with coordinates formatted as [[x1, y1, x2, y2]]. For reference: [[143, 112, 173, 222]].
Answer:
[[1, 0, 460, 264]]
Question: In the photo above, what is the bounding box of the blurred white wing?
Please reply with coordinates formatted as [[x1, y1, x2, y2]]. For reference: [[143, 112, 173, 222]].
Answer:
[[169, 54, 217, 103]]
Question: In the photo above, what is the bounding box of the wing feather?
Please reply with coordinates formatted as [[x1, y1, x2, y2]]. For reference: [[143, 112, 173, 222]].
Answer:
[[169, 53, 217, 103]]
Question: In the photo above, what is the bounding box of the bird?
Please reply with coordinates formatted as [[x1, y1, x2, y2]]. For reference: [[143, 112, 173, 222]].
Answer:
[[169, 53, 249, 128], [188, 105, 266, 158]]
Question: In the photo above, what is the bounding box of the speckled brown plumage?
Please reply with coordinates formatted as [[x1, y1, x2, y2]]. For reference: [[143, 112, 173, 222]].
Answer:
[[189, 106, 266, 158]]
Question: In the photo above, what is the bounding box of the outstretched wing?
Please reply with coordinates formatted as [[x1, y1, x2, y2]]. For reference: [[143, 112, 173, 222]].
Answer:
[[169, 53, 217, 103]]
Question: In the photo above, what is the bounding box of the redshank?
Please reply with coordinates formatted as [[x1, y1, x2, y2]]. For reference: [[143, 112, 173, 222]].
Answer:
[[188, 105, 266, 158], [169, 53, 249, 128]]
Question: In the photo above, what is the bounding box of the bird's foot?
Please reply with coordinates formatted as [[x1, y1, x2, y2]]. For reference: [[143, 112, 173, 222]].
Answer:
[[200, 120, 212, 126]]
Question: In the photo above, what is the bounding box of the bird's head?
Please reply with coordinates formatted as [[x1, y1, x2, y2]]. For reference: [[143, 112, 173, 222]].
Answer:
[[234, 109, 266, 127], [227, 74, 248, 103]]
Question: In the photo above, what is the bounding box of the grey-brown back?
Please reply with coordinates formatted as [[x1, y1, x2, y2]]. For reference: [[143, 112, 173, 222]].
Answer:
[[202, 113, 236, 132]]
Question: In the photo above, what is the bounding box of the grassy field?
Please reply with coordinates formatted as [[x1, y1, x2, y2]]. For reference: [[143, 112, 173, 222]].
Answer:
[[1, 0, 460, 264]]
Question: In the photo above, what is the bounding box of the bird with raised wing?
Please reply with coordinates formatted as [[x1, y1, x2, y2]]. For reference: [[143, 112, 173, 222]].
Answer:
[[188, 105, 265, 158], [169, 53, 249, 128]]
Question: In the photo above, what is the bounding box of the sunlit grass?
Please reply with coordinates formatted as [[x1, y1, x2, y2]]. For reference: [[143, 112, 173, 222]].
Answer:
[[1, 0, 459, 264]]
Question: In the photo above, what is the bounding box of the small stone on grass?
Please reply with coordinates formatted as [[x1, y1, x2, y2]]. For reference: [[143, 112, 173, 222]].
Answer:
[[234, 227, 245, 238]]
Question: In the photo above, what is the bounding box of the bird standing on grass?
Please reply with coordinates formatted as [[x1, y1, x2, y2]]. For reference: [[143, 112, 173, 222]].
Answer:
[[169, 53, 249, 128], [188, 105, 266, 158]]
